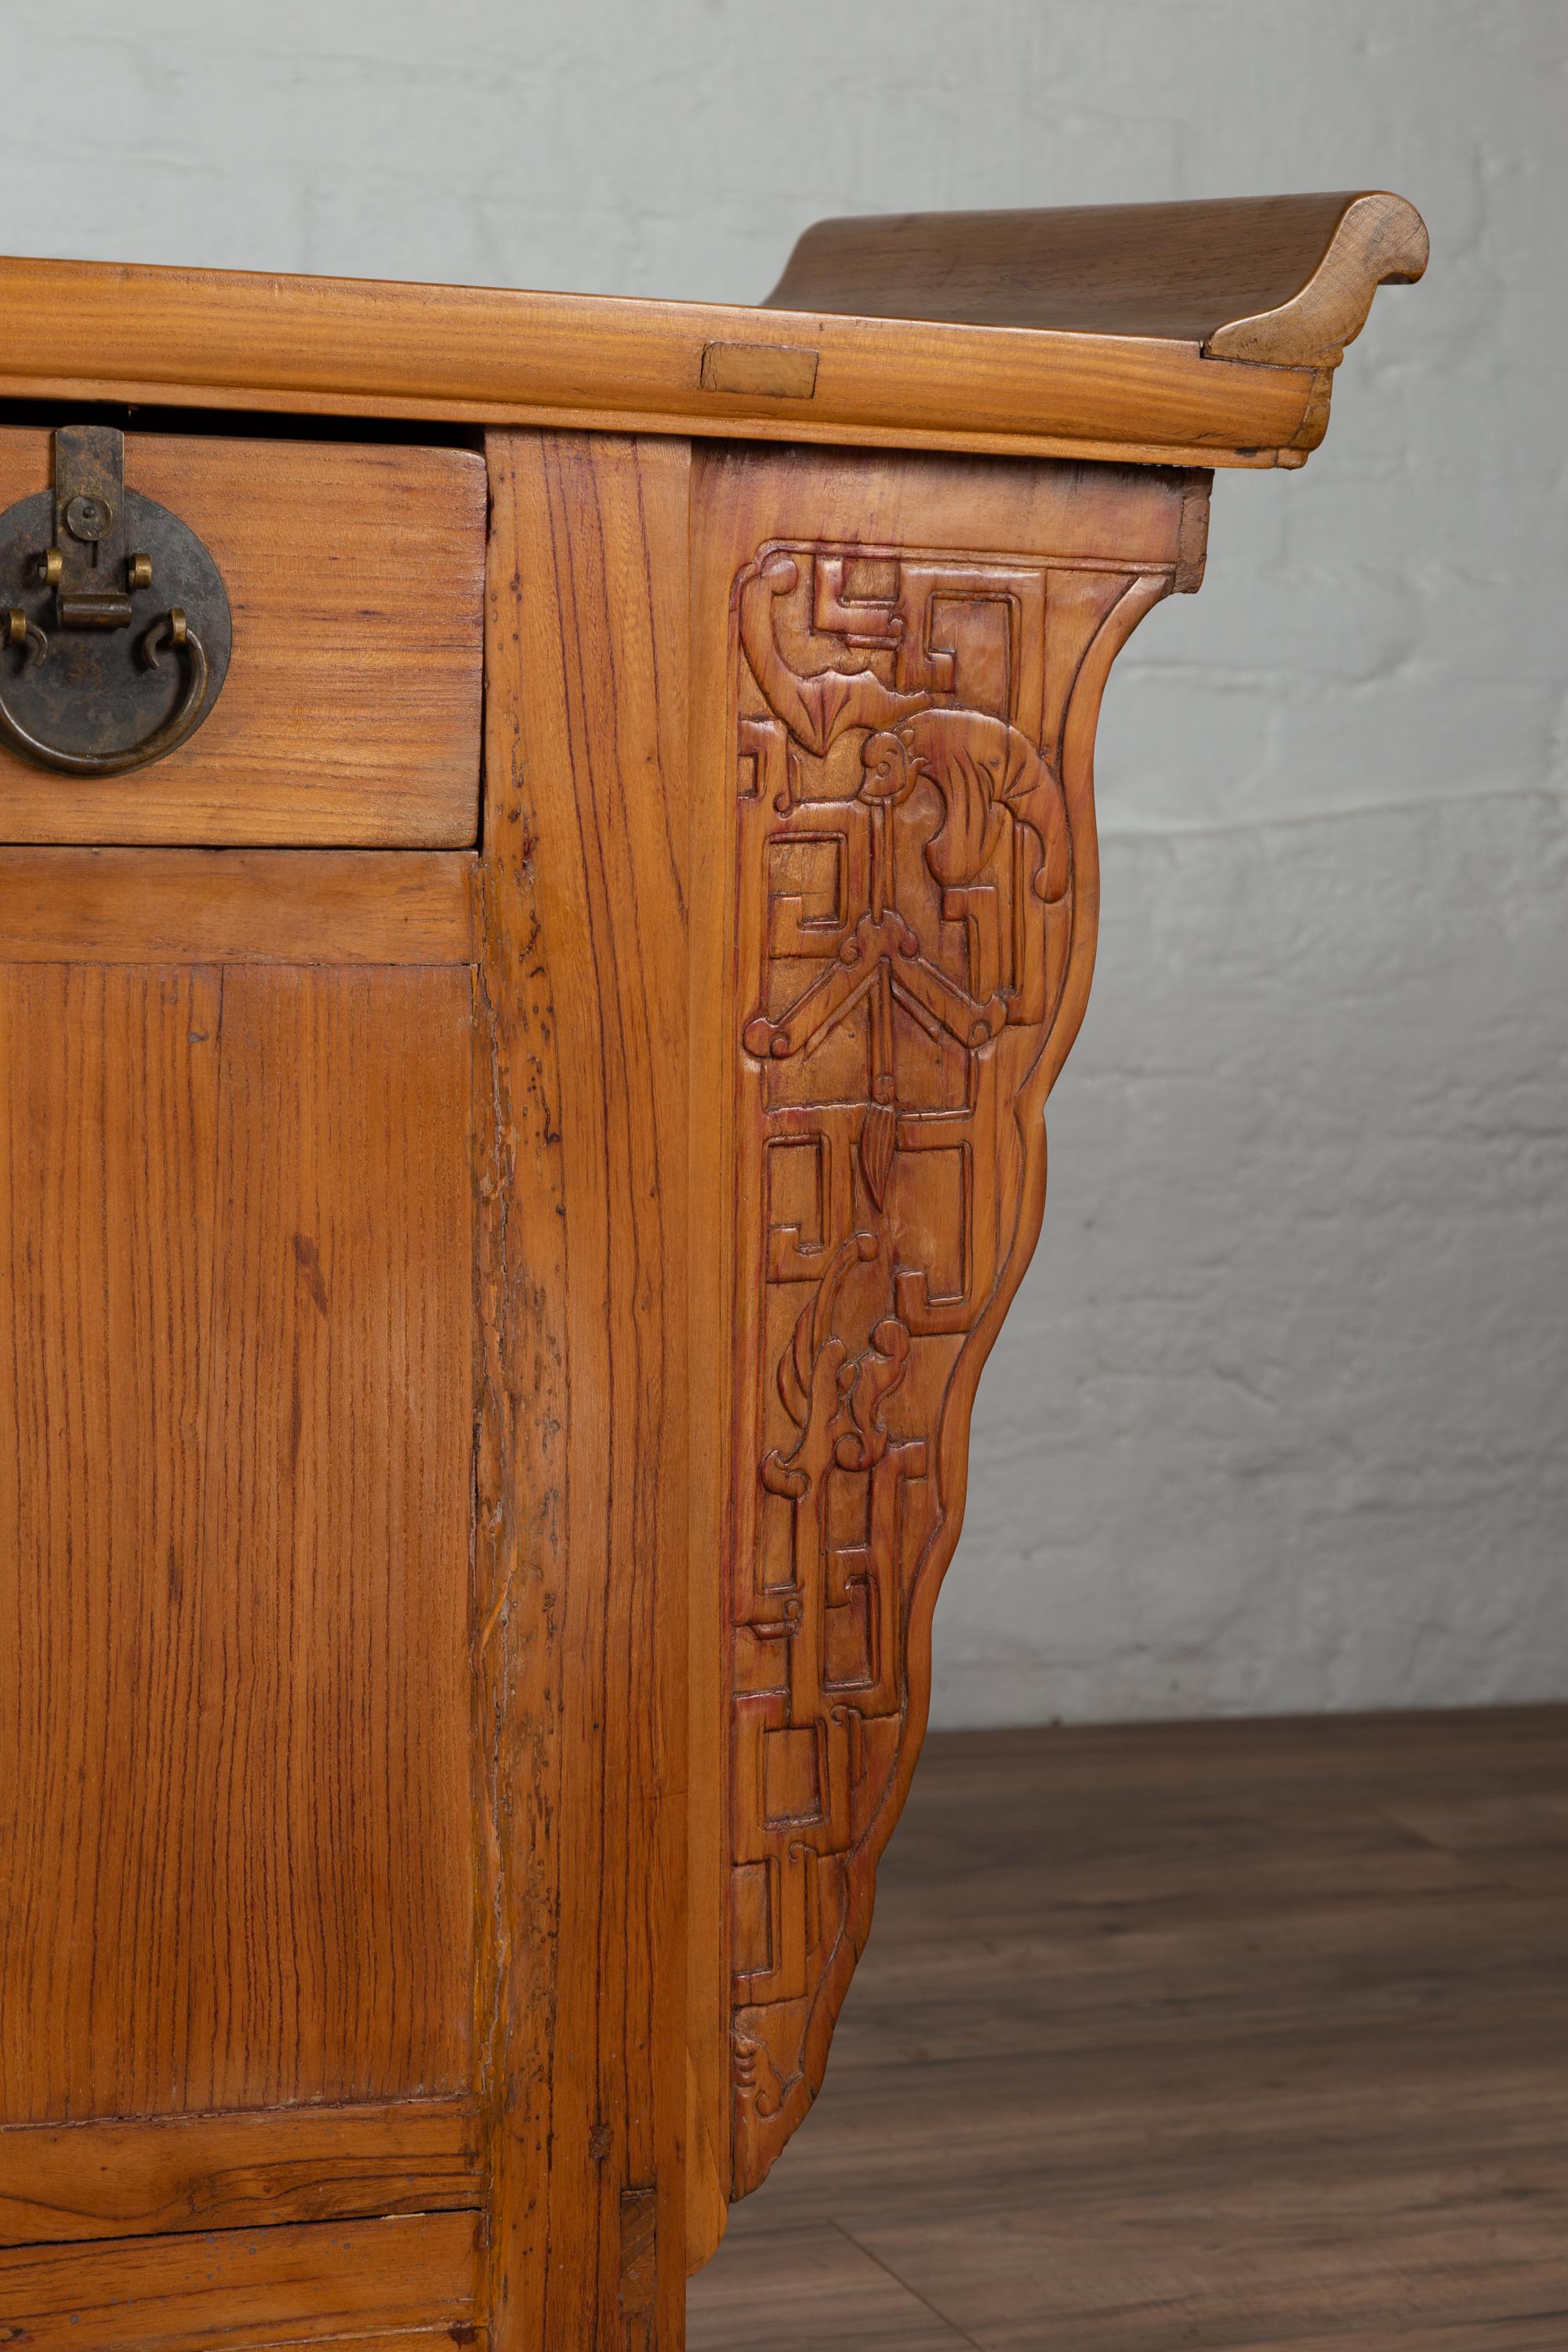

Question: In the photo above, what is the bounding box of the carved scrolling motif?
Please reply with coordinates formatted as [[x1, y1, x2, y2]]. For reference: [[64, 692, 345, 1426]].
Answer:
[[728, 534, 1178, 2195]]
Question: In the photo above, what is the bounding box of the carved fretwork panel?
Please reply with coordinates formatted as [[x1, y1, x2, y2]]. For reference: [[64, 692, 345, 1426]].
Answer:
[[720, 455, 1206, 2198]]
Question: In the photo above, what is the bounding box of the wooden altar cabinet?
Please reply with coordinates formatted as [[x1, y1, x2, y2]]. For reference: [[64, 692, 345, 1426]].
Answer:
[[0, 191, 1425, 2349]]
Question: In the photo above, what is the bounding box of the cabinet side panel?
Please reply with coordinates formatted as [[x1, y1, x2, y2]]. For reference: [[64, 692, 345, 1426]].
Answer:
[[0, 965, 474, 2122], [476, 431, 690, 2352]]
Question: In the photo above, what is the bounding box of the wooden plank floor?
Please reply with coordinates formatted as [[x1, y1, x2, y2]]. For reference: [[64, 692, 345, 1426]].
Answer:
[[688, 1708, 1568, 2350]]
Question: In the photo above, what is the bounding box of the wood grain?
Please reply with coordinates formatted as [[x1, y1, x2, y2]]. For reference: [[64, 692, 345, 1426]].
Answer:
[[0, 966, 474, 2123], [0, 2098, 481, 2246], [0, 197, 1431, 2335], [0, 847, 477, 961], [701, 345, 821, 400], [691, 2216, 975, 2349], [689, 1709, 1568, 2352], [0, 428, 484, 844], [0, 198, 1424, 471], [686, 445, 1203, 2203], [474, 430, 691, 2350], [0, 2209, 479, 2350], [764, 191, 1428, 364], [1207, 191, 1431, 363], [0, 250, 1334, 469], [9, 373, 1312, 474]]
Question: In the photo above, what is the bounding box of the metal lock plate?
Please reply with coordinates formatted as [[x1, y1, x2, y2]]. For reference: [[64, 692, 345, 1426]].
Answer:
[[0, 426, 232, 776]]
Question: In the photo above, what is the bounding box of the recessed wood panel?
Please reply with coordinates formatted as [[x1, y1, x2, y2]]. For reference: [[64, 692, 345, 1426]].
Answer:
[[0, 965, 474, 2124], [0, 848, 477, 963], [0, 430, 484, 845], [0, 2210, 479, 2350], [0, 2097, 481, 2246]]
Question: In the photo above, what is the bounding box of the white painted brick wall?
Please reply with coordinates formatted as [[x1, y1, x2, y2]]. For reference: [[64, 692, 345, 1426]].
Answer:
[[9, 1, 1563, 1723]]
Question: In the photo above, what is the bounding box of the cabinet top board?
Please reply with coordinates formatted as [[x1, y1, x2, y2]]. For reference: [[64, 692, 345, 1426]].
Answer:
[[0, 191, 1425, 470]]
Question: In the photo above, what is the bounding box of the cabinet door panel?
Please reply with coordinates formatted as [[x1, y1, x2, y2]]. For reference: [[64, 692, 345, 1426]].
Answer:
[[0, 964, 474, 2124]]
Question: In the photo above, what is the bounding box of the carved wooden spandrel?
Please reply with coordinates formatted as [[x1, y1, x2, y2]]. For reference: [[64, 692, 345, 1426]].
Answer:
[[714, 452, 1207, 2198]]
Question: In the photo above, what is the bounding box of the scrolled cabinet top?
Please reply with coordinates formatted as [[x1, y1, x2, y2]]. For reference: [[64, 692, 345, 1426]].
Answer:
[[764, 191, 1429, 364], [0, 190, 1425, 470]]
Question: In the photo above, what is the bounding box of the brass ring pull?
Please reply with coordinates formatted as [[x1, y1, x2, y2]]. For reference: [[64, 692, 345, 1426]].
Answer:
[[0, 604, 210, 779]]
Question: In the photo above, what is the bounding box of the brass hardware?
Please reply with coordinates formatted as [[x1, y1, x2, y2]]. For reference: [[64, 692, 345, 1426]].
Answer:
[[0, 425, 230, 777], [58, 590, 134, 630], [4, 608, 46, 668], [64, 490, 111, 542]]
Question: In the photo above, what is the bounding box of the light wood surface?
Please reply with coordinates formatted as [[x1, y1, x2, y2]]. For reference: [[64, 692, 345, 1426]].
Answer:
[[0, 429, 484, 844], [9, 375, 1312, 474], [0, 188, 1428, 2343], [0, 966, 474, 2122], [0, 192, 1425, 471], [685, 444, 1204, 2211], [0, 2100, 481, 2245], [0, 2209, 480, 2350], [474, 431, 691, 2352], [690, 1709, 1568, 2350], [765, 191, 1428, 364], [0, 847, 477, 960]]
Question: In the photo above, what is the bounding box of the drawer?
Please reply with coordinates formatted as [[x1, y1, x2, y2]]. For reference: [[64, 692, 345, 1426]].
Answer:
[[0, 426, 485, 845]]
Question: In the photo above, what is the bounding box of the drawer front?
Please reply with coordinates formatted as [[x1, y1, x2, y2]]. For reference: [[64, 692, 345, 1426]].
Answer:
[[0, 428, 484, 844]]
